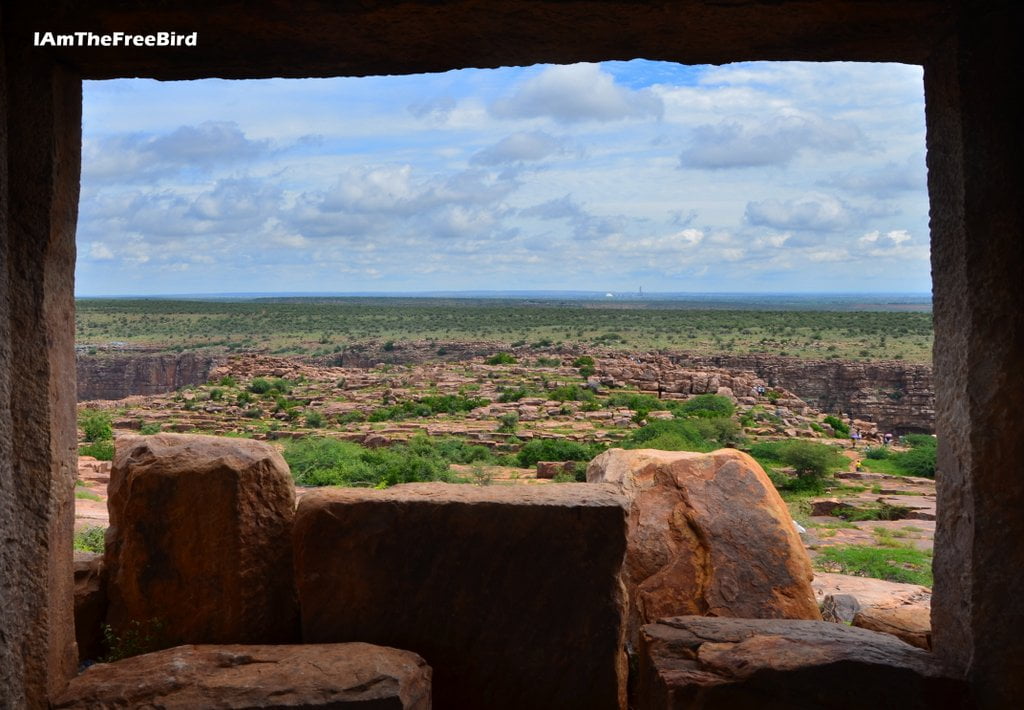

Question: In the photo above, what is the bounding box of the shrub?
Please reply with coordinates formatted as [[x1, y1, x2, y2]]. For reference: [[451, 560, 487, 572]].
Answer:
[[368, 394, 489, 422], [73, 526, 106, 553], [249, 378, 272, 394], [218, 375, 238, 387], [549, 384, 596, 403], [485, 352, 517, 365], [236, 391, 254, 406], [498, 387, 530, 403], [284, 437, 454, 488], [80, 409, 113, 442], [305, 411, 325, 428], [515, 439, 605, 468], [497, 412, 519, 434], [621, 418, 739, 452], [208, 388, 224, 401], [865, 446, 890, 460], [572, 355, 595, 368], [823, 415, 850, 437], [604, 392, 666, 412], [79, 440, 115, 461], [139, 423, 162, 435], [894, 444, 936, 478], [676, 394, 735, 419], [774, 441, 846, 489]]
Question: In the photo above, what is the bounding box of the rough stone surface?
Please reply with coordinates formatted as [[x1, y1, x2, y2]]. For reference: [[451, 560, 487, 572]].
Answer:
[[0, 49, 81, 706], [294, 483, 628, 710], [638, 616, 968, 709], [52, 643, 431, 709], [587, 448, 820, 646], [77, 349, 224, 401], [853, 606, 931, 650], [73, 553, 107, 663], [105, 433, 298, 646]]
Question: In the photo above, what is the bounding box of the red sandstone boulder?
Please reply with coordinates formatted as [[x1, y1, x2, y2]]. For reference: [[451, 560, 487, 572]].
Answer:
[[587, 448, 820, 646], [52, 643, 431, 709], [638, 617, 966, 709], [105, 434, 298, 646], [293, 483, 629, 710]]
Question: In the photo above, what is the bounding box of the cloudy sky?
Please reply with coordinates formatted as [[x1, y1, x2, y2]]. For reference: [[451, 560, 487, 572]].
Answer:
[[78, 60, 929, 296]]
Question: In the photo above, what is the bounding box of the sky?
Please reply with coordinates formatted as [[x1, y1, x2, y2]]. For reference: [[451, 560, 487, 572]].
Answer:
[[78, 60, 929, 296]]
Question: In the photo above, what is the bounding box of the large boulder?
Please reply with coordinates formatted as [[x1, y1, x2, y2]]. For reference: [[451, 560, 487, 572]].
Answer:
[[52, 643, 431, 709], [587, 448, 820, 646], [638, 617, 967, 709], [853, 605, 932, 650], [105, 434, 298, 646], [294, 483, 629, 710]]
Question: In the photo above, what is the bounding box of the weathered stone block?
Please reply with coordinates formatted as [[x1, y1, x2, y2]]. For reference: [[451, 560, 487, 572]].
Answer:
[[587, 449, 820, 647], [52, 643, 431, 709], [105, 434, 298, 645], [638, 617, 967, 709], [853, 605, 931, 650], [294, 483, 629, 710]]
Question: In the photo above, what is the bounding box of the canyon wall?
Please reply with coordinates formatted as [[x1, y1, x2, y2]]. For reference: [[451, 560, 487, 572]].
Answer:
[[672, 354, 934, 434], [76, 350, 224, 401]]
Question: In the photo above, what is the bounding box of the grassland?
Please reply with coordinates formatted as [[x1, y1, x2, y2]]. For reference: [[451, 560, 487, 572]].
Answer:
[[75, 297, 934, 363]]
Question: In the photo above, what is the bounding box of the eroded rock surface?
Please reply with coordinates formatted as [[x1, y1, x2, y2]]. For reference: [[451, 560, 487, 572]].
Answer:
[[73, 552, 107, 663], [587, 448, 820, 646], [105, 434, 298, 645], [638, 616, 966, 709], [294, 483, 629, 710], [52, 643, 431, 709]]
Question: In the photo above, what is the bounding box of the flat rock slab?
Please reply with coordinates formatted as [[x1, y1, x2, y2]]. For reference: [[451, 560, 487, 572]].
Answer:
[[638, 617, 967, 709], [52, 643, 431, 709], [294, 483, 629, 710]]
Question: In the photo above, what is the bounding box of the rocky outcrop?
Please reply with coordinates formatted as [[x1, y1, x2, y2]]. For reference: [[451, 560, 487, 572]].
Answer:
[[587, 449, 820, 647], [77, 349, 224, 401], [638, 617, 967, 709], [672, 354, 934, 433], [52, 643, 432, 709], [105, 434, 298, 646], [853, 606, 932, 650], [293, 483, 629, 710]]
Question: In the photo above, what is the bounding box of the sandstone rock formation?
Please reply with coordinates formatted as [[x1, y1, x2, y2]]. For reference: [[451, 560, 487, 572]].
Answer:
[[587, 448, 820, 646], [52, 643, 431, 709], [73, 552, 107, 663], [853, 605, 932, 650], [638, 617, 966, 709], [105, 434, 298, 645], [293, 483, 629, 710], [77, 349, 223, 401]]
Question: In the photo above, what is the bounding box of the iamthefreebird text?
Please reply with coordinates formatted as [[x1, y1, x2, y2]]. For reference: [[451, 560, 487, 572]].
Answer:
[[34, 31, 198, 48]]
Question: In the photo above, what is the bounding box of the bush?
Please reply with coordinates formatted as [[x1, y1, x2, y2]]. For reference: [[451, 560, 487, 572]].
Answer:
[[760, 440, 847, 490], [498, 387, 530, 403], [864, 446, 890, 460], [139, 423, 162, 435], [80, 409, 113, 442], [823, 415, 850, 437], [621, 417, 740, 452], [249, 378, 272, 394], [572, 355, 595, 368], [368, 394, 489, 422], [73, 526, 106, 553], [485, 352, 517, 365], [894, 443, 936, 478], [209, 388, 224, 401], [676, 394, 735, 419], [515, 439, 605, 468], [497, 412, 519, 433], [284, 437, 454, 488], [79, 440, 115, 461], [305, 411, 325, 428], [604, 392, 666, 412], [548, 384, 596, 403]]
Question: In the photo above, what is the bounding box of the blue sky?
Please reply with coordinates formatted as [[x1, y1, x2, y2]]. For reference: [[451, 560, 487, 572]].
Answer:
[[78, 60, 929, 295]]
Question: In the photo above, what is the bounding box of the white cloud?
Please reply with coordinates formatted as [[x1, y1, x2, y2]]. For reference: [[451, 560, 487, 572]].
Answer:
[[471, 131, 565, 165], [490, 63, 663, 123], [745, 195, 854, 232], [88, 242, 114, 260]]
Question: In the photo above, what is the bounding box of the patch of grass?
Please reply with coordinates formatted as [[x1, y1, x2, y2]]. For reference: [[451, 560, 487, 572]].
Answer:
[[79, 440, 115, 461], [75, 488, 102, 502], [73, 526, 106, 553], [485, 352, 517, 365], [815, 544, 933, 586], [283, 436, 456, 488]]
